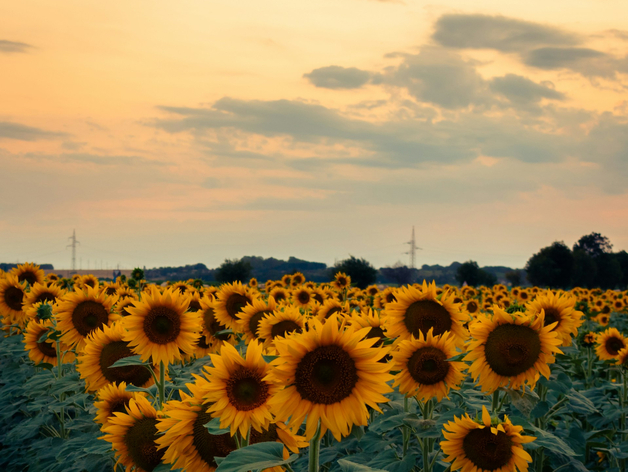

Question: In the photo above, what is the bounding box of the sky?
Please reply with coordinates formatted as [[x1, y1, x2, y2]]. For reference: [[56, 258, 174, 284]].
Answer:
[[2, 0, 628, 271]]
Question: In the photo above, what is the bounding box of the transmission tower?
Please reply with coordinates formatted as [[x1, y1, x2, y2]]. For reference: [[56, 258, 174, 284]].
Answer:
[[66, 229, 80, 271], [403, 226, 422, 269]]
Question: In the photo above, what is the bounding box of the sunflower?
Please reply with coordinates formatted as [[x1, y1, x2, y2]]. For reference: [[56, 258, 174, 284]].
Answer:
[[290, 272, 305, 286], [269, 287, 289, 304], [101, 282, 122, 297], [22, 282, 65, 314], [213, 282, 254, 330], [596, 327, 627, 361], [268, 316, 392, 441], [198, 297, 235, 354], [23, 319, 75, 366], [616, 347, 628, 368], [236, 296, 277, 344], [465, 306, 562, 393], [348, 308, 386, 347], [0, 275, 27, 323], [333, 272, 351, 290], [384, 281, 468, 345], [257, 306, 305, 352], [292, 287, 315, 309], [582, 332, 597, 347], [201, 340, 280, 437], [526, 291, 584, 346], [463, 299, 481, 315], [441, 406, 535, 472], [315, 298, 347, 322], [392, 329, 466, 402], [55, 286, 118, 351], [156, 392, 237, 472], [46, 273, 60, 283], [101, 396, 165, 472], [10, 262, 45, 287], [94, 382, 147, 428], [122, 287, 200, 366], [115, 297, 137, 318], [77, 323, 156, 392], [596, 313, 611, 327], [249, 277, 258, 289]]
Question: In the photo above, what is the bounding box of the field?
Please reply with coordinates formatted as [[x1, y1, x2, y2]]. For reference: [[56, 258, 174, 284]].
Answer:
[[1, 262, 627, 472]]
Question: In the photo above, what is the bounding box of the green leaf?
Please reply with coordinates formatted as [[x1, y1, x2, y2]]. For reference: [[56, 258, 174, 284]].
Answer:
[[524, 425, 578, 456], [446, 352, 466, 362], [215, 329, 234, 337], [530, 401, 550, 419], [48, 330, 63, 341], [215, 442, 297, 472], [204, 417, 230, 435], [338, 459, 388, 472], [109, 355, 149, 368], [37, 362, 55, 371], [506, 387, 539, 417]]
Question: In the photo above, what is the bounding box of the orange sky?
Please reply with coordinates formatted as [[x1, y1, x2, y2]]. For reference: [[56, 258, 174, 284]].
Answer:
[[2, 0, 628, 270]]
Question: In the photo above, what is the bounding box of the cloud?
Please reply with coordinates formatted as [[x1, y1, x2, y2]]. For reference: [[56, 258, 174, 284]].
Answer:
[[0, 121, 66, 141], [303, 65, 372, 89], [523, 47, 628, 78], [384, 47, 490, 109], [24, 152, 161, 166], [432, 14, 580, 52], [489, 74, 565, 104], [0, 39, 33, 54]]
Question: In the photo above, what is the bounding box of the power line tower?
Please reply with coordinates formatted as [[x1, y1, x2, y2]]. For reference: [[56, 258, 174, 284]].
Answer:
[[66, 229, 80, 271], [404, 226, 422, 269]]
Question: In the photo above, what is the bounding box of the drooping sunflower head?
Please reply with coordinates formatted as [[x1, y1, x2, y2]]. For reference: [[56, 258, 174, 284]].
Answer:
[[596, 327, 627, 361], [441, 406, 535, 472], [392, 328, 466, 402], [156, 393, 237, 472], [213, 282, 254, 330], [78, 322, 155, 392], [55, 286, 118, 352], [258, 306, 305, 353], [384, 280, 469, 345], [101, 396, 165, 472], [23, 318, 76, 366], [268, 316, 393, 441], [236, 296, 277, 344], [10, 262, 45, 287], [201, 340, 280, 437], [0, 275, 28, 324], [122, 287, 200, 366], [465, 306, 563, 393], [94, 382, 147, 428]]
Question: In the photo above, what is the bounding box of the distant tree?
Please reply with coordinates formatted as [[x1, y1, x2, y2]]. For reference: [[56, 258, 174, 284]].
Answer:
[[380, 263, 415, 286], [504, 270, 522, 287], [573, 232, 613, 258], [571, 249, 597, 288], [615, 250, 628, 289], [525, 241, 574, 289], [331, 256, 377, 289], [215, 258, 252, 284], [596, 253, 624, 290], [455, 261, 496, 287]]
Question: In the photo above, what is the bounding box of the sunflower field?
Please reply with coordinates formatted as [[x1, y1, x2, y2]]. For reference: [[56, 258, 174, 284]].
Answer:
[[2, 263, 628, 472]]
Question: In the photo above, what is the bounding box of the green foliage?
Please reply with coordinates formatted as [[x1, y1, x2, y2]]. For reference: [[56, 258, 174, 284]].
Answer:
[[332, 256, 378, 289], [525, 241, 574, 289], [455, 260, 497, 287], [215, 442, 298, 472], [215, 258, 253, 284]]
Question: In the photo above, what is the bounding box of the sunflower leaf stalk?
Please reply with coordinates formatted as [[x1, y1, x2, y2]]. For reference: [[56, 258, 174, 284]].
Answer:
[[308, 420, 322, 472], [157, 360, 166, 410]]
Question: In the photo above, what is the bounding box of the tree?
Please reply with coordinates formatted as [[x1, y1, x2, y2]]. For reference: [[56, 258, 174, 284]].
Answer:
[[504, 270, 522, 287], [215, 258, 252, 284], [380, 263, 415, 286], [573, 232, 613, 258], [615, 251, 628, 289], [571, 249, 597, 288], [455, 261, 496, 287], [525, 241, 574, 289], [596, 253, 624, 290], [331, 256, 377, 289]]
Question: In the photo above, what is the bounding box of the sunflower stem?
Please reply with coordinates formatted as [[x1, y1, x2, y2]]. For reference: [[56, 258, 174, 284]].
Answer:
[[491, 390, 500, 415], [621, 369, 627, 443], [585, 347, 594, 387], [158, 360, 166, 410], [55, 339, 67, 439], [308, 420, 322, 472], [403, 396, 410, 456]]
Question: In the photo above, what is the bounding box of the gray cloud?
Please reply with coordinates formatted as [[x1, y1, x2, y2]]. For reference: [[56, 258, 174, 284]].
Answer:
[[385, 47, 490, 109], [0, 122, 66, 141], [0, 39, 33, 54], [24, 152, 161, 166], [489, 74, 565, 104], [523, 47, 628, 78], [303, 66, 372, 89], [432, 14, 580, 52]]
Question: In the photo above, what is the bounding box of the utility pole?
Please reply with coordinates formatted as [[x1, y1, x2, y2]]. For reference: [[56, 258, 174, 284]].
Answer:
[[66, 230, 80, 272], [404, 226, 422, 269]]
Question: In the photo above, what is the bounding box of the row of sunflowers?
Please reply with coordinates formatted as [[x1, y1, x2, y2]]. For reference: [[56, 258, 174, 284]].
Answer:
[[1, 262, 628, 472]]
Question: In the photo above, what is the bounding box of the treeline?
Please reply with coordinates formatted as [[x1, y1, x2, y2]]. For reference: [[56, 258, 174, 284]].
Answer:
[[0, 263, 54, 271], [525, 232, 628, 290]]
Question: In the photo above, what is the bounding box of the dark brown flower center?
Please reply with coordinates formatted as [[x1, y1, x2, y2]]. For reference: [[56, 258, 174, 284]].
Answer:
[[313, 292, 324, 304], [250, 423, 279, 444], [124, 417, 164, 472], [467, 301, 478, 314], [248, 310, 273, 339], [605, 336, 626, 356], [462, 427, 513, 471], [100, 341, 152, 386], [4, 286, 24, 311], [297, 291, 311, 304], [34, 291, 58, 304], [225, 293, 251, 320], [203, 308, 230, 340], [18, 271, 38, 286], [193, 409, 236, 467], [407, 346, 450, 385], [324, 306, 342, 319], [295, 344, 358, 405], [270, 320, 301, 339], [143, 306, 181, 344], [543, 308, 561, 328], [109, 398, 131, 416], [403, 300, 453, 338], [484, 324, 541, 377], [226, 366, 270, 411], [37, 340, 58, 358], [188, 300, 202, 312], [72, 301, 109, 336], [105, 287, 118, 295], [273, 291, 287, 302]]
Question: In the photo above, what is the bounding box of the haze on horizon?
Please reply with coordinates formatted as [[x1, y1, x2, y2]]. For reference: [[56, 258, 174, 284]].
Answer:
[[2, 0, 628, 271]]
